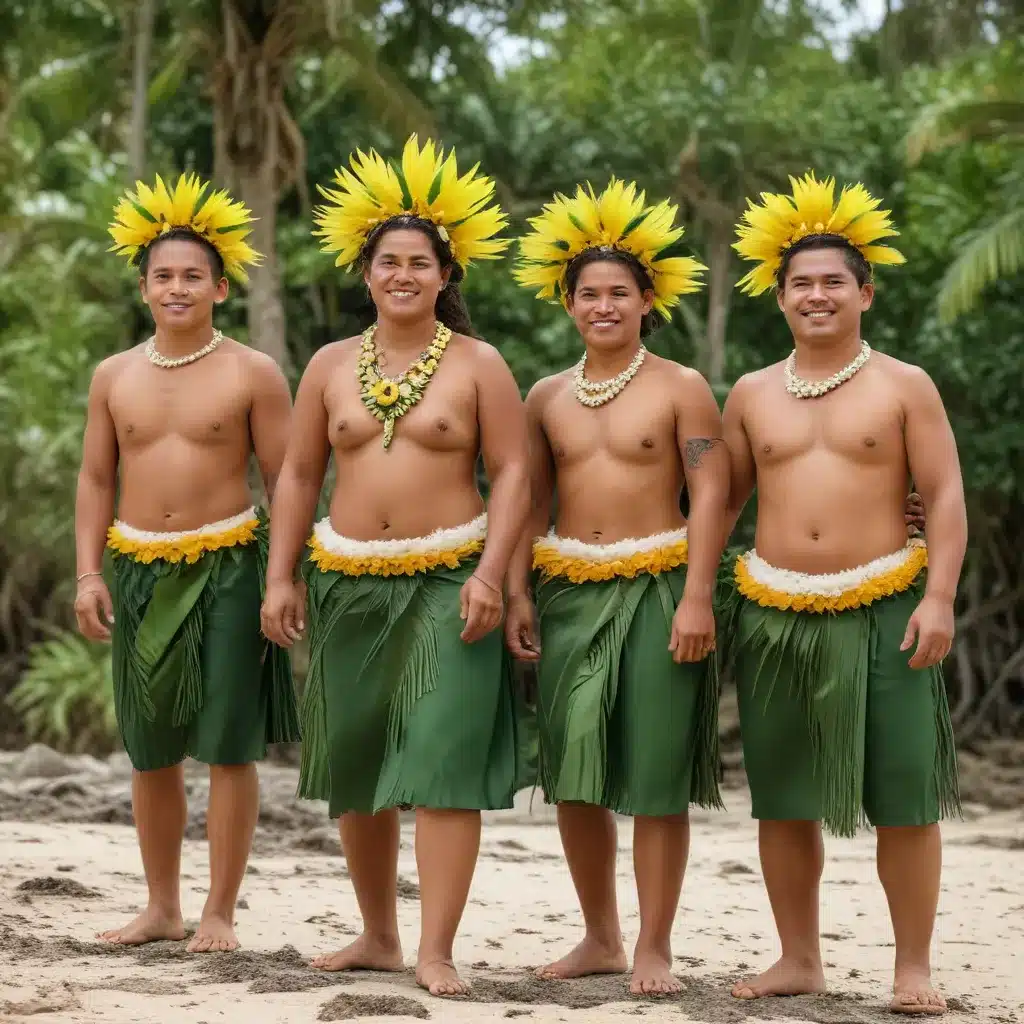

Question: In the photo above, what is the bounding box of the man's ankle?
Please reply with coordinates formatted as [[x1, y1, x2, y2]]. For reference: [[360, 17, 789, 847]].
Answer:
[[584, 928, 624, 951], [365, 928, 402, 948], [779, 950, 822, 968], [145, 899, 182, 920]]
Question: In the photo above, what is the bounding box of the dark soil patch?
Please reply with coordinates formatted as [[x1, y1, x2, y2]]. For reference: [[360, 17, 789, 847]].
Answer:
[[82, 976, 191, 996], [459, 970, 960, 1022], [959, 834, 1024, 851], [318, 992, 430, 1020], [191, 944, 353, 994], [397, 875, 420, 900], [719, 861, 756, 876], [15, 876, 101, 898]]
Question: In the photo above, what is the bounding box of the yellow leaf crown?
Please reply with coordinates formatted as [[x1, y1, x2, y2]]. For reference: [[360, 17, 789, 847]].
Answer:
[[733, 172, 905, 295], [514, 179, 706, 318], [108, 173, 260, 283], [313, 134, 510, 272]]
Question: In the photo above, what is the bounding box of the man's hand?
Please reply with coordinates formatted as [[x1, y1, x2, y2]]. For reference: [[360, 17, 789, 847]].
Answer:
[[905, 491, 926, 536], [459, 573, 504, 643], [505, 594, 541, 661], [901, 595, 953, 669], [260, 579, 307, 647], [74, 578, 114, 642], [668, 594, 716, 664]]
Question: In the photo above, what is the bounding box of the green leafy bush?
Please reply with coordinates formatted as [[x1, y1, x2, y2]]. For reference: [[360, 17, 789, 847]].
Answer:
[[7, 632, 118, 754]]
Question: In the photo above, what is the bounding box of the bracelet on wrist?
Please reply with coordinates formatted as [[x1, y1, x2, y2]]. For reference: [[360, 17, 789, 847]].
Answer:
[[472, 572, 502, 595]]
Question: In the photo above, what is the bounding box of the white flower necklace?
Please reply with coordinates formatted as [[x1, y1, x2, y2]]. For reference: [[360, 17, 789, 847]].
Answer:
[[785, 339, 871, 399], [145, 329, 224, 368], [574, 345, 647, 408]]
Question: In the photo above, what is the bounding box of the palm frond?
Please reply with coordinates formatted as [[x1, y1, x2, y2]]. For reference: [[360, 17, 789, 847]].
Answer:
[[908, 98, 1024, 164], [937, 206, 1024, 322], [7, 630, 117, 752]]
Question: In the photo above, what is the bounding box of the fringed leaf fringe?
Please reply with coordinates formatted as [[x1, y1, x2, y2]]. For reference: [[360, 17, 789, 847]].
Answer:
[[110, 557, 159, 733], [296, 573, 348, 803], [933, 666, 962, 820], [569, 581, 635, 809], [692, 649, 725, 811], [172, 580, 214, 727], [742, 604, 870, 838], [255, 516, 301, 744]]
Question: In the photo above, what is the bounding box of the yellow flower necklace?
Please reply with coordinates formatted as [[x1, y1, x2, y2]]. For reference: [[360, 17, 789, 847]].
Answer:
[[358, 320, 452, 449]]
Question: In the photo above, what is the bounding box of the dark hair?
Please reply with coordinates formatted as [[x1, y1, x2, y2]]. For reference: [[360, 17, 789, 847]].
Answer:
[[359, 214, 474, 337], [563, 248, 664, 338], [776, 234, 872, 290], [135, 227, 226, 281]]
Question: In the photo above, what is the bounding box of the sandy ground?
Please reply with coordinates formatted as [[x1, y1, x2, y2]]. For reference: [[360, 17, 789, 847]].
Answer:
[[1, 746, 1022, 1024]]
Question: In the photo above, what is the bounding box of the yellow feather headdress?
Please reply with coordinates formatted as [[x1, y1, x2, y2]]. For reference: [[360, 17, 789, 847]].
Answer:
[[313, 134, 509, 271], [108, 174, 260, 282], [514, 179, 705, 318], [733, 172, 905, 295]]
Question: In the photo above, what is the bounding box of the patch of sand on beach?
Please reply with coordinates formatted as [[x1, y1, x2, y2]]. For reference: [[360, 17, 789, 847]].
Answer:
[[0, 747, 1022, 1023]]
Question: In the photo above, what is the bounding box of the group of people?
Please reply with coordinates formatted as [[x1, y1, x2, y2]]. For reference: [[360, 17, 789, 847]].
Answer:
[[73, 136, 966, 1016]]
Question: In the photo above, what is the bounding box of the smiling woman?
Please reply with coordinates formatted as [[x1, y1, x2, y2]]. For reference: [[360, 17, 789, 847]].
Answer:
[[261, 135, 532, 999]]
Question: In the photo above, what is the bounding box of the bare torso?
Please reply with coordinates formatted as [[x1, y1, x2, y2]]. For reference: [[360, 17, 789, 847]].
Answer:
[[741, 353, 912, 572], [108, 340, 257, 531], [321, 334, 485, 540], [538, 355, 687, 543]]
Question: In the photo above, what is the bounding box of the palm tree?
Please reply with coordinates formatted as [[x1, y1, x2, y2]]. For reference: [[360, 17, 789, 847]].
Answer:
[[906, 46, 1024, 321], [147, 0, 523, 369]]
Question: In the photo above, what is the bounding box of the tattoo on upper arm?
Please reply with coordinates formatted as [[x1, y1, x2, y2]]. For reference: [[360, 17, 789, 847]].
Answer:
[[685, 437, 724, 469]]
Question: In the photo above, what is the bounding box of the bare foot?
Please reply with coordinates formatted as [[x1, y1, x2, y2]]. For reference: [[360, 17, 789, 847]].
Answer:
[[187, 913, 239, 953], [891, 966, 946, 1015], [311, 933, 404, 972], [416, 958, 470, 997], [535, 935, 628, 980], [630, 947, 683, 996], [731, 956, 826, 999], [97, 907, 185, 946]]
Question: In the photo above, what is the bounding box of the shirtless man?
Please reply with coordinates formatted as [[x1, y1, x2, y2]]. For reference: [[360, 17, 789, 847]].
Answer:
[[74, 175, 298, 951], [505, 181, 729, 995], [722, 174, 965, 1015], [260, 137, 529, 998]]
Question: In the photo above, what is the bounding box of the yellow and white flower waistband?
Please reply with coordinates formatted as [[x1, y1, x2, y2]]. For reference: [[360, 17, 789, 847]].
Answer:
[[735, 538, 928, 613], [308, 514, 487, 576], [107, 506, 260, 564], [533, 527, 689, 583]]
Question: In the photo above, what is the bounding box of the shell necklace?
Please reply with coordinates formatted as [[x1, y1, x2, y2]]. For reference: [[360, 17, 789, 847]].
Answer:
[[785, 339, 871, 399], [145, 329, 224, 368], [358, 320, 452, 448], [574, 345, 647, 408]]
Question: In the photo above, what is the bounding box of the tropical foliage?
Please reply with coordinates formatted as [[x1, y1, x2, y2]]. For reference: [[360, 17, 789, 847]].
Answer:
[[1, 1, 1021, 751]]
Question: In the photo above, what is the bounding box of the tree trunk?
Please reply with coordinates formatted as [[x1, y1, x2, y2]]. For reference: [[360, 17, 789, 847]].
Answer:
[[211, 0, 295, 372], [128, 0, 156, 181], [237, 167, 289, 370], [704, 220, 732, 390]]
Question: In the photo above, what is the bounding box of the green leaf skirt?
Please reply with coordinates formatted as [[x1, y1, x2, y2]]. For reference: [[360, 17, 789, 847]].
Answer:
[[298, 555, 524, 817], [108, 511, 299, 772]]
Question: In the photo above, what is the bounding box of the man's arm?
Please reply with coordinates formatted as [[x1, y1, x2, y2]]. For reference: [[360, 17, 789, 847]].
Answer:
[[903, 366, 967, 604], [264, 348, 332, 585], [74, 358, 119, 640], [674, 368, 730, 602], [507, 379, 556, 600], [474, 344, 531, 590], [721, 376, 757, 542], [248, 351, 294, 504], [75, 359, 119, 578]]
